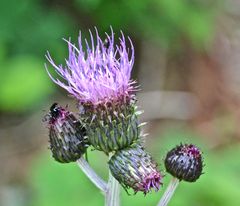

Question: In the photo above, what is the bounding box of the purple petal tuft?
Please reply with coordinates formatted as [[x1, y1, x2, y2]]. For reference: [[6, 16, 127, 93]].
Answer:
[[46, 28, 136, 105]]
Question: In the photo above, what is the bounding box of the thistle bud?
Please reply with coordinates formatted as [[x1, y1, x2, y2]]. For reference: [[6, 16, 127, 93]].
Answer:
[[164, 144, 203, 182], [43, 103, 88, 163], [108, 145, 163, 194]]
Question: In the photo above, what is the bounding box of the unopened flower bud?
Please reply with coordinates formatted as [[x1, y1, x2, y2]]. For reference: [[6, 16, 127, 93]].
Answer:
[[108, 145, 163, 194], [164, 144, 203, 182], [44, 103, 88, 163]]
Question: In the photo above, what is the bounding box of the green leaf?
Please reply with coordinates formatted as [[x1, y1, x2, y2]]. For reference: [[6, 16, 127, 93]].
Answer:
[[0, 56, 54, 112]]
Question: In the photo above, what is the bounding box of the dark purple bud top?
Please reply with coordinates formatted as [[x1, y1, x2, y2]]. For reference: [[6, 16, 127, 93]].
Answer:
[[164, 144, 203, 182], [43, 103, 88, 163], [108, 145, 163, 195]]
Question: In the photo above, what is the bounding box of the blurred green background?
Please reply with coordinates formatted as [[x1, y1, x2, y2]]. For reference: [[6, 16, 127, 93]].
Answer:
[[1, 0, 240, 206]]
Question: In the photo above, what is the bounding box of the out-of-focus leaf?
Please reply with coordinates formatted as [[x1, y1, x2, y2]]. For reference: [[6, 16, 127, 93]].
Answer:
[[0, 56, 54, 112], [73, 0, 220, 49], [30, 150, 106, 206], [0, 0, 75, 59]]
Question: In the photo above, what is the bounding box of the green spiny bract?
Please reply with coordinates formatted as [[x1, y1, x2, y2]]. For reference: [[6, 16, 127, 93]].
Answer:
[[79, 98, 142, 154]]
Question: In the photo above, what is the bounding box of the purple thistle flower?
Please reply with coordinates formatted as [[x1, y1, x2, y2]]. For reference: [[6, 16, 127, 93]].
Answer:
[[46, 28, 136, 105], [108, 145, 163, 195], [45, 28, 141, 154]]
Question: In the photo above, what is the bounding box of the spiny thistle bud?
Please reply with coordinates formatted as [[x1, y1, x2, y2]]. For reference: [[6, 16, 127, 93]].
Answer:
[[164, 143, 203, 182], [43, 103, 88, 163], [46, 28, 141, 154], [108, 145, 163, 195]]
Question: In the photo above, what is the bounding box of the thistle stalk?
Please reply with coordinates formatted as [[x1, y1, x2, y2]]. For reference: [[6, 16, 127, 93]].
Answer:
[[105, 170, 120, 206], [105, 153, 120, 206], [77, 157, 108, 193], [157, 177, 179, 206]]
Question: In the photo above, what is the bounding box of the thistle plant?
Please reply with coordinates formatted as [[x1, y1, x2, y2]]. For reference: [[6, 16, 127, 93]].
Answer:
[[44, 28, 204, 206]]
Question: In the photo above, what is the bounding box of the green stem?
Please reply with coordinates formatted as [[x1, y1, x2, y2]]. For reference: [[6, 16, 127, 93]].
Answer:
[[105, 171, 120, 206], [76, 157, 107, 193], [157, 177, 180, 206], [105, 153, 120, 206]]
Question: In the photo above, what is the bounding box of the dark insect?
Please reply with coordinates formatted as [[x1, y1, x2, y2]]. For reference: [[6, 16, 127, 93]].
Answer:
[[42, 102, 63, 124], [49, 102, 61, 119]]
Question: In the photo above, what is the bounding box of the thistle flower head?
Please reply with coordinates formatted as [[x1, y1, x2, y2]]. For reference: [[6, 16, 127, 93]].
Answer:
[[43, 103, 88, 163], [108, 145, 163, 195], [46, 28, 136, 105], [45, 28, 140, 154], [164, 143, 203, 182]]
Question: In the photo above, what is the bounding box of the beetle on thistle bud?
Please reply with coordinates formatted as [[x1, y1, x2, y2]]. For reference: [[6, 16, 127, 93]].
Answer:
[[43, 103, 89, 163]]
